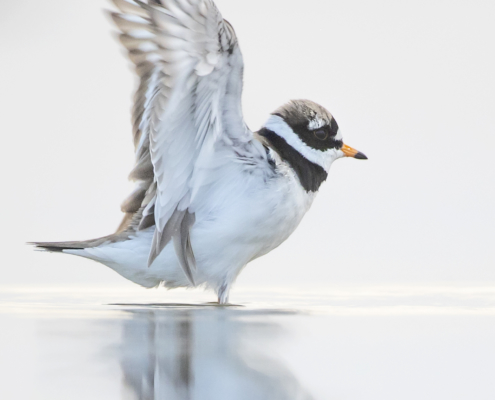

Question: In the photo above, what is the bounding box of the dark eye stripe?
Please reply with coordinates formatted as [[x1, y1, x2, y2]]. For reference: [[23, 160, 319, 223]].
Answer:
[[330, 117, 339, 133], [291, 123, 342, 151], [269, 113, 342, 151]]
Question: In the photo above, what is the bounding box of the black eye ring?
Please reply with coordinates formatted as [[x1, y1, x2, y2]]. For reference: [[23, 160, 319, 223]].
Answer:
[[314, 129, 328, 140]]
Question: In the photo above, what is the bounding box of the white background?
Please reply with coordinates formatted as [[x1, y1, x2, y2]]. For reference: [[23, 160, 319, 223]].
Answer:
[[1, 0, 494, 288]]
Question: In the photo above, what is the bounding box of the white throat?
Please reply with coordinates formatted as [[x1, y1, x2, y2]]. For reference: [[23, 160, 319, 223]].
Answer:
[[263, 115, 342, 172]]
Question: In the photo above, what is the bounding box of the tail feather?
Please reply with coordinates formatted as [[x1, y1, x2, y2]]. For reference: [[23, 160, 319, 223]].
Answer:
[[29, 234, 126, 253], [30, 240, 92, 253]]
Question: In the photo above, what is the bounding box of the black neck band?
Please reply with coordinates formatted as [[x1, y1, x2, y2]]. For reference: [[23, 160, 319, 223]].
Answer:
[[259, 128, 328, 192]]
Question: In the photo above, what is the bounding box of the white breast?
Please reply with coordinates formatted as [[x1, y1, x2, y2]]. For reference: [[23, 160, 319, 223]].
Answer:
[[69, 155, 316, 291], [247, 158, 316, 259]]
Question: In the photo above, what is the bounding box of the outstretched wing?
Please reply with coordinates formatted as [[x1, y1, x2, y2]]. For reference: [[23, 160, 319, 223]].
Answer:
[[111, 0, 265, 282]]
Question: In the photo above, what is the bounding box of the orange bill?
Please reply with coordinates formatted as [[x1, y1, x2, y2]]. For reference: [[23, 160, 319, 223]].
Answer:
[[341, 144, 368, 160]]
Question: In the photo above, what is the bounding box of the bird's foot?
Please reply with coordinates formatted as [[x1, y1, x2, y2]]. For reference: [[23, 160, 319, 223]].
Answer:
[[217, 282, 230, 305]]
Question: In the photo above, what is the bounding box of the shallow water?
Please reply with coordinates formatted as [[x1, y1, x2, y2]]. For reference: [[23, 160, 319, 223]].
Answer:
[[1, 286, 495, 399]]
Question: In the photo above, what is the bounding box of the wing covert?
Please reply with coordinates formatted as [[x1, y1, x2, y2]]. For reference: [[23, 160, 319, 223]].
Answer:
[[111, 0, 265, 279]]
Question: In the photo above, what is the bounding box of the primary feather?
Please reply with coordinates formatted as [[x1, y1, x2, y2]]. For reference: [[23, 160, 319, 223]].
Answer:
[[110, 0, 263, 280]]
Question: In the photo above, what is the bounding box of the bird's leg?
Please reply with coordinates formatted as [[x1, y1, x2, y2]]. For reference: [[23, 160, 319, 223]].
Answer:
[[217, 282, 230, 305]]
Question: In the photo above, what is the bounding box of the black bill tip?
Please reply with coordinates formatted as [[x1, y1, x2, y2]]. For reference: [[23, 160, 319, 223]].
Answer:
[[355, 152, 368, 160]]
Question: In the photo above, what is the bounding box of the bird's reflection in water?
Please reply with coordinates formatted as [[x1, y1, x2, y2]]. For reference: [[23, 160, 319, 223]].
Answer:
[[118, 307, 313, 400]]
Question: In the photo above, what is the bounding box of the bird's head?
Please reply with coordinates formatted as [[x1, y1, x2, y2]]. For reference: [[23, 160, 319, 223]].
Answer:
[[258, 99, 367, 192]]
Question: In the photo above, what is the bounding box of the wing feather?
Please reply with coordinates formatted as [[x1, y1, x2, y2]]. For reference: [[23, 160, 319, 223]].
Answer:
[[111, 0, 266, 282]]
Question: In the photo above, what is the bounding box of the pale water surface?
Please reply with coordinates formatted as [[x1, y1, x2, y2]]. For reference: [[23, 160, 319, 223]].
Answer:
[[1, 286, 494, 400]]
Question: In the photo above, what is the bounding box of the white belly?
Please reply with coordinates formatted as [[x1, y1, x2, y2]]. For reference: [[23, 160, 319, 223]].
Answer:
[[68, 170, 315, 291]]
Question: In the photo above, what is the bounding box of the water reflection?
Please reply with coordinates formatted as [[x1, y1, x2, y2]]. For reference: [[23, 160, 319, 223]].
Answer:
[[118, 307, 313, 400]]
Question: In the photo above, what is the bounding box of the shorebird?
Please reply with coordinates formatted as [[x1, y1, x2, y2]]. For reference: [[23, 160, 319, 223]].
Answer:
[[33, 0, 367, 304]]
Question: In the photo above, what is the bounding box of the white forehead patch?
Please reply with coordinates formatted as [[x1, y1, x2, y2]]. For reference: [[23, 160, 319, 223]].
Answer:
[[264, 115, 342, 172], [307, 115, 326, 130]]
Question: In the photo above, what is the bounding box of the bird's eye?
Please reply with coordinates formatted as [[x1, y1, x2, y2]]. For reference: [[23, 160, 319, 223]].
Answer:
[[314, 129, 328, 140]]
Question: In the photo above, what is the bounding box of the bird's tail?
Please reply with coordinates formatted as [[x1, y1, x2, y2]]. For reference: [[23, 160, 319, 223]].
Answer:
[[29, 236, 114, 253]]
